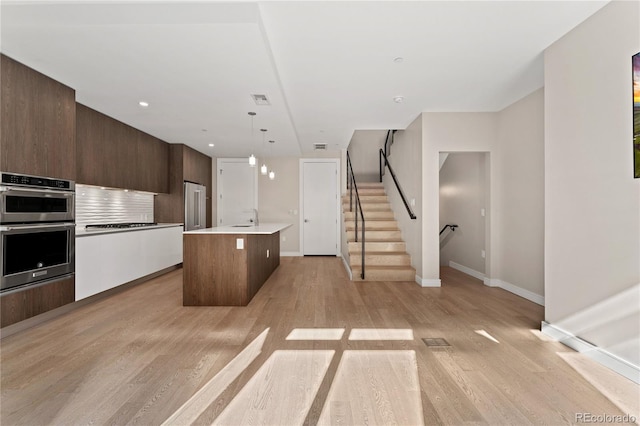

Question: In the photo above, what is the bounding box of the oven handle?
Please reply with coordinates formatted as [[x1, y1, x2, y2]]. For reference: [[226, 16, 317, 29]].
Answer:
[[0, 273, 75, 296], [0, 186, 74, 195], [0, 223, 76, 231]]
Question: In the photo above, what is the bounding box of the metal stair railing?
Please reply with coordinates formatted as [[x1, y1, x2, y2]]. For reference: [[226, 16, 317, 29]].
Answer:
[[346, 151, 365, 279], [379, 144, 417, 220]]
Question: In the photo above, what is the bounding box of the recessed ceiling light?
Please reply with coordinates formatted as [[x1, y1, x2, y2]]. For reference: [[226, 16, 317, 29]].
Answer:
[[139, 101, 149, 107], [208, 143, 215, 147], [393, 96, 404, 103], [393, 57, 404, 63]]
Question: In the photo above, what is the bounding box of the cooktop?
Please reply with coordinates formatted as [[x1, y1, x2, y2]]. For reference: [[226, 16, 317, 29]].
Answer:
[[85, 222, 158, 229]]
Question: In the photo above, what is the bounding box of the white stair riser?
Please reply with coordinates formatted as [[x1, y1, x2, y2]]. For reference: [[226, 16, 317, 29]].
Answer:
[[346, 231, 402, 241], [348, 242, 406, 252], [342, 195, 388, 203], [343, 211, 395, 220], [345, 221, 398, 230], [350, 254, 411, 266]]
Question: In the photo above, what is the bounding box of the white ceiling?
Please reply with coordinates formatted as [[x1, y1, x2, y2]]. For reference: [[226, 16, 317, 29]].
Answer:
[[1, 0, 609, 158]]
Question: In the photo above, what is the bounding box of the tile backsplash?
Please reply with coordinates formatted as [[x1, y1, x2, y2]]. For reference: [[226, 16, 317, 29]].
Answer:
[[76, 184, 154, 227]]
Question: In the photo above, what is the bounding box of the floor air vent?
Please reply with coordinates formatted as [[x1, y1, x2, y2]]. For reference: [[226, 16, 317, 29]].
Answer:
[[422, 338, 451, 347]]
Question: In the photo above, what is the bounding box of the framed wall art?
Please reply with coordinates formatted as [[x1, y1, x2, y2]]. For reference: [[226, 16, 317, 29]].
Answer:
[[633, 52, 640, 178]]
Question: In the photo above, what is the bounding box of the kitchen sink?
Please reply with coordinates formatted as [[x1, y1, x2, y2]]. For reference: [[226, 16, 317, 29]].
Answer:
[[231, 224, 253, 227]]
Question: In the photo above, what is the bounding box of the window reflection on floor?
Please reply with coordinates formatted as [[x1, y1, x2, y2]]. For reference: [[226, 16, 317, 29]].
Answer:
[[286, 328, 345, 340], [163, 327, 424, 425], [348, 328, 414, 340]]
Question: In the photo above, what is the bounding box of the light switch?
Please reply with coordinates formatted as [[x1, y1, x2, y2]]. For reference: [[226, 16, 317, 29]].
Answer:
[[236, 238, 244, 249], [410, 198, 416, 207], [481, 208, 486, 217]]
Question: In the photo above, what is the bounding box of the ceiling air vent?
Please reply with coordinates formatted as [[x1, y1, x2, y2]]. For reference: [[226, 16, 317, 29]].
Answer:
[[314, 143, 327, 151], [250, 94, 270, 105]]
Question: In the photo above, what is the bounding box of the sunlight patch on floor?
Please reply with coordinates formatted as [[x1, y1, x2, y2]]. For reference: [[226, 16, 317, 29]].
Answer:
[[556, 351, 640, 421], [318, 350, 424, 425], [160, 328, 269, 426], [348, 328, 413, 340], [213, 350, 334, 426], [286, 328, 345, 340], [475, 329, 500, 343]]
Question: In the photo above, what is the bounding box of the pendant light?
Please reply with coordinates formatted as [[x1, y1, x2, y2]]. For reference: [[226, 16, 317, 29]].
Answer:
[[248, 112, 256, 167], [268, 140, 276, 180], [260, 129, 268, 175]]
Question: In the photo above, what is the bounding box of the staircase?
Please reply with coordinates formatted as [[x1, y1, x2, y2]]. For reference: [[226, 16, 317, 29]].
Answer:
[[342, 182, 415, 281]]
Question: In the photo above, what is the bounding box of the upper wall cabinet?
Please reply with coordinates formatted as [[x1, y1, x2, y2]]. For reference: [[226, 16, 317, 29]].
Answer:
[[155, 144, 212, 227], [0, 55, 76, 180], [76, 104, 169, 193]]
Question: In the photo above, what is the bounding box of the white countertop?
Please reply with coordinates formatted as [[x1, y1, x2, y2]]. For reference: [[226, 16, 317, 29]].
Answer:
[[76, 223, 183, 237], [184, 223, 291, 235]]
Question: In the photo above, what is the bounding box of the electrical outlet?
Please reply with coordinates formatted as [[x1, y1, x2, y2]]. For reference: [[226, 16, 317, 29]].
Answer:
[[236, 238, 244, 250], [481, 208, 486, 217], [481, 250, 486, 258], [282, 236, 286, 242]]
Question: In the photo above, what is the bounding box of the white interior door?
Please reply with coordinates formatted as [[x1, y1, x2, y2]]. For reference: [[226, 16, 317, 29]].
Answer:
[[301, 160, 338, 255], [217, 159, 257, 226]]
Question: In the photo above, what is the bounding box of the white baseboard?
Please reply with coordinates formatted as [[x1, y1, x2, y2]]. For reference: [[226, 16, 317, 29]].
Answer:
[[281, 251, 302, 257], [449, 261, 485, 281], [447, 261, 544, 306], [341, 254, 353, 280], [485, 278, 545, 306], [416, 275, 441, 287], [541, 322, 640, 384]]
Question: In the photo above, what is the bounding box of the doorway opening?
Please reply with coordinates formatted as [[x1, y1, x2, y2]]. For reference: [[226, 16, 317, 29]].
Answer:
[[439, 152, 489, 282]]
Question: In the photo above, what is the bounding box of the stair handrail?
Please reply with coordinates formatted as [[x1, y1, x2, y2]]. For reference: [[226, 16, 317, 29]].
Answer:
[[439, 224, 458, 235], [380, 130, 394, 179], [346, 151, 365, 279], [379, 148, 417, 220]]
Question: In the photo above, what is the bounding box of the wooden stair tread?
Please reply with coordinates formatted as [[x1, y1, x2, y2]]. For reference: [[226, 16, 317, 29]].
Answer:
[[351, 251, 408, 255], [352, 265, 415, 271]]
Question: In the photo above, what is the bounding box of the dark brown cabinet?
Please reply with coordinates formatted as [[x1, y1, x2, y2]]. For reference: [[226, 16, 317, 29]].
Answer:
[[76, 103, 169, 193], [155, 144, 212, 227], [0, 276, 75, 328], [183, 232, 280, 306], [0, 55, 76, 180]]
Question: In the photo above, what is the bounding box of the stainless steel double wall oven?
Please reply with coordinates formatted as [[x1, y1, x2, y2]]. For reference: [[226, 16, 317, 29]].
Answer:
[[0, 172, 75, 292]]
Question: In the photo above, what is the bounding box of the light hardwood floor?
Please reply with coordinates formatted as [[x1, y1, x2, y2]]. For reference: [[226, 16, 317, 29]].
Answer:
[[1, 258, 638, 425]]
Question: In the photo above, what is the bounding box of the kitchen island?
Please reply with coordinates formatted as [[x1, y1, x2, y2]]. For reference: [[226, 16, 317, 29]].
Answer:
[[182, 223, 291, 306]]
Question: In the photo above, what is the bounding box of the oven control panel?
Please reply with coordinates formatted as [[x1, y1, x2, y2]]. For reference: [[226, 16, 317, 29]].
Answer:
[[1, 172, 74, 190]]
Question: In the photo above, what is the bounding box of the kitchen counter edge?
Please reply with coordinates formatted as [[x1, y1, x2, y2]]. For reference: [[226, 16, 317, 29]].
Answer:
[[76, 223, 184, 237], [183, 223, 291, 235]]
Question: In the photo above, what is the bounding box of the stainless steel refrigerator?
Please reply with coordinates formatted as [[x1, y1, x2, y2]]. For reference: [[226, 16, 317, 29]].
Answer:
[[184, 181, 206, 231]]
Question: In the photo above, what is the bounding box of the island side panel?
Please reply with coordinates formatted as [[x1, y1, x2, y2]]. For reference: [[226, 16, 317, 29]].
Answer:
[[183, 234, 248, 306], [247, 231, 280, 302]]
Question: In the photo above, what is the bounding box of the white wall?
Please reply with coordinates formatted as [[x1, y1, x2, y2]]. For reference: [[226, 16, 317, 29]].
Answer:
[[258, 157, 300, 254], [348, 130, 387, 182], [422, 95, 545, 299], [544, 0, 640, 367], [384, 116, 423, 277], [422, 112, 497, 285], [439, 153, 487, 275], [495, 88, 545, 298], [251, 151, 342, 255]]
